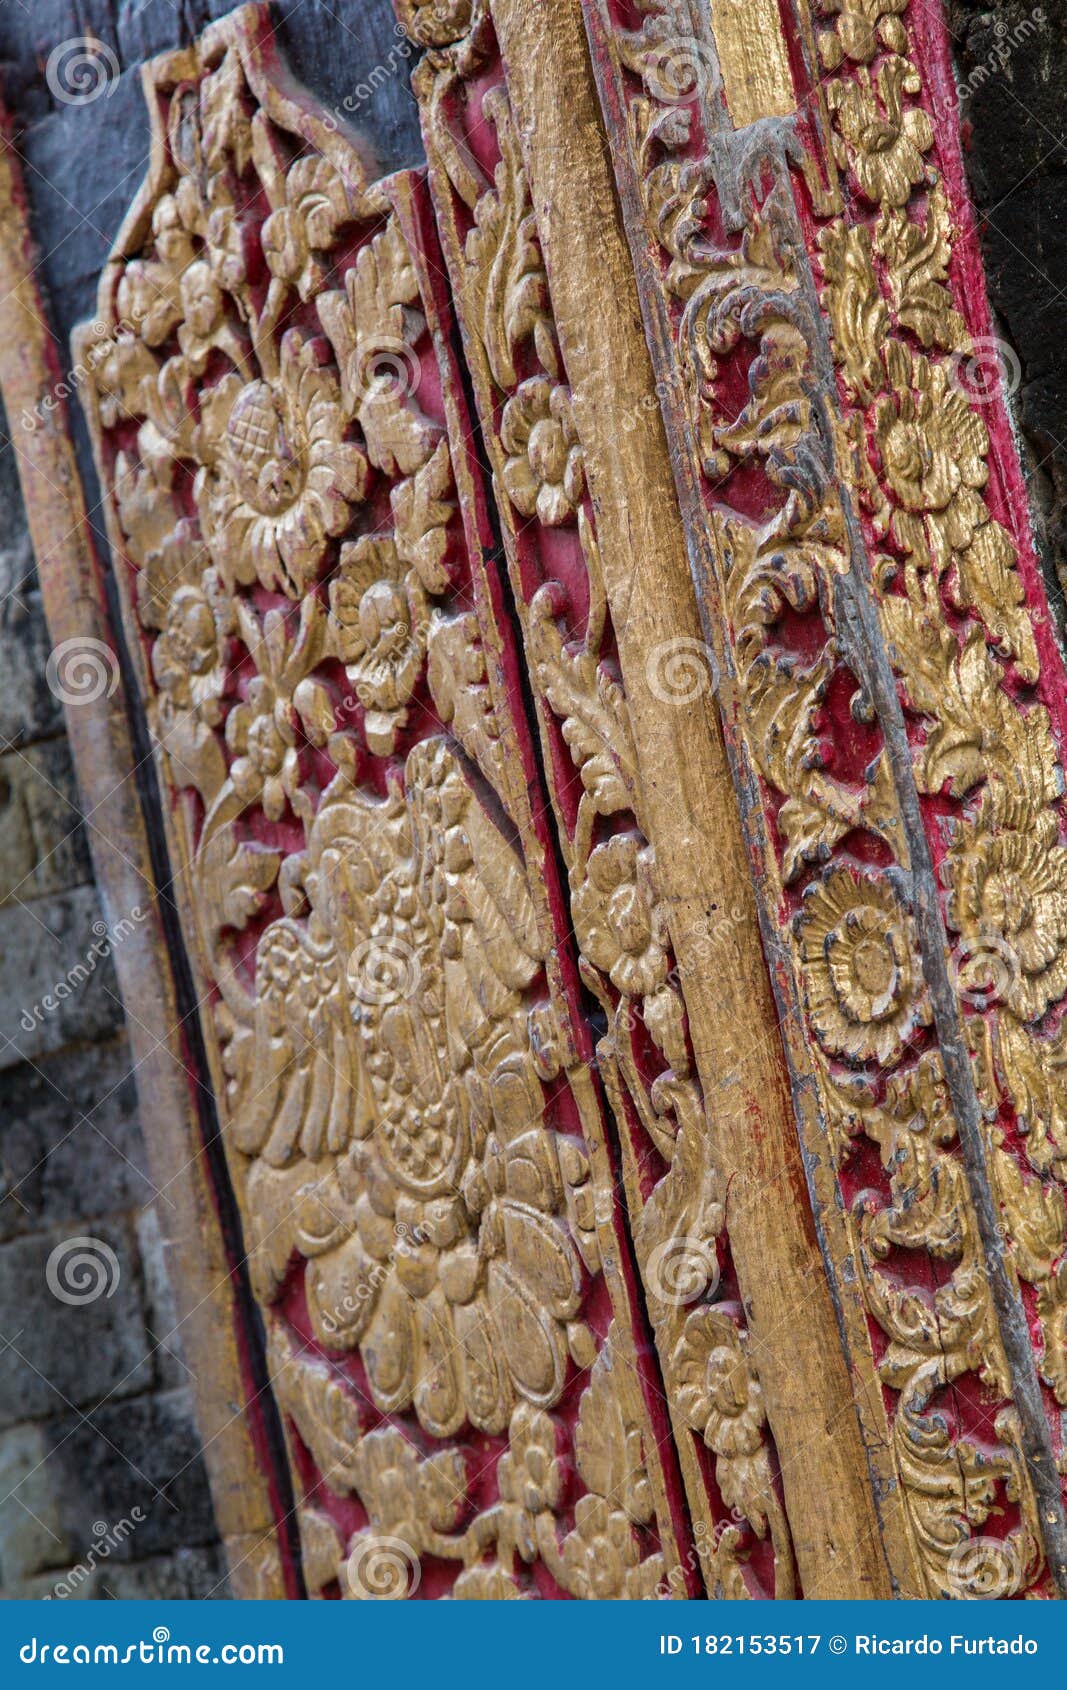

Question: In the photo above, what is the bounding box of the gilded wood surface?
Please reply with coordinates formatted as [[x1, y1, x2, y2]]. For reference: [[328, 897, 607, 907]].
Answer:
[[8, 0, 1066, 1604], [583, 0, 1067, 1599]]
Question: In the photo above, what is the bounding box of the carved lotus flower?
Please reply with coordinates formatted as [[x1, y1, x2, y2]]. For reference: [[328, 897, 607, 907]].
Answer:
[[195, 329, 369, 597], [328, 535, 429, 754], [572, 832, 669, 999], [875, 347, 989, 565], [829, 56, 932, 207], [501, 377, 584, 527], [945, 796, 1067, 1023], [796, 866, 931, 1066]]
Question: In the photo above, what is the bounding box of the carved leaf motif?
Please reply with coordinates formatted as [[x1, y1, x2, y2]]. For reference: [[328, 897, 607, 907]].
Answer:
[[464, 86, 557, 390], [874, 184, 967, 351], [392, 436, 456, 593], [952, 519, 1040, 684], [819, 220, 888, 401], [997, 1016, 1067, 1178], [318, 217, 440, 477]]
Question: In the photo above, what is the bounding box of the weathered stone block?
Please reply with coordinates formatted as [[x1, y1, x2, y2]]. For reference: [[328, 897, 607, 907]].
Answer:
[[0, 736, 92, 906], [0, 885, 128, 1068], [0, 1421, 69, 1583], [97, 1543, 230, 1600], [0, 1222, 151, 1426], [44, 1389, 219, 1559], [0, 1036, 151, 1242]]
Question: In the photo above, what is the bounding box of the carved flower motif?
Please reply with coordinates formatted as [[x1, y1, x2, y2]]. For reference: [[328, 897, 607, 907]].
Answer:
[[945, 794, 1067, 1023], [500, 377, 584, 527], [671, 1308, 778, 1534], [559, 1495, 643, 1600], [195, 329, 369, 597], [572, 833, 669, 999], [674, 1308, 765, 1459], [796, 866, 930, 1065], [224, 599, 330, 821], [820, 0, 908, 65], [242, 741, 586, 1440], [496, 1403, 564, 1563], [875, 347, 989, 565], [328, 535, 429, 754], [828, 56, 932, 207], [262, 156, 355, 300], [151, 570, 228, 725]]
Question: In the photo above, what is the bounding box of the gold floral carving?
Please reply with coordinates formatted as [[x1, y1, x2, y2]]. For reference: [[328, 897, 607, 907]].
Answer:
[[408, 8, 796, 1599], [76, 2, 680, 1601], [587, 0, 1067, 1597]]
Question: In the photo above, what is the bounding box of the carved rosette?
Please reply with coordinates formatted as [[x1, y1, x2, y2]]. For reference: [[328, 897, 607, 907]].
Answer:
[[584, 0, 1067, 1598], [76, 2, 682, 1602]]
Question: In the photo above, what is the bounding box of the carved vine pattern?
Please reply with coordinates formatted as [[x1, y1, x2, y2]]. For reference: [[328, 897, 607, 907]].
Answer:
[[592, 0, 1067, 1597], [402, 0, 796, 1600]]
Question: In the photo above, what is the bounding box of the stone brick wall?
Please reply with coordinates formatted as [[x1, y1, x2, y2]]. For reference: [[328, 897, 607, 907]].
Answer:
[[0, 404, 228, 1599]]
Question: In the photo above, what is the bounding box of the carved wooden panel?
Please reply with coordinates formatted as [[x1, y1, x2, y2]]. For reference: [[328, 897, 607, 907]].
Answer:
[[4, 0, 1067, 1604]]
